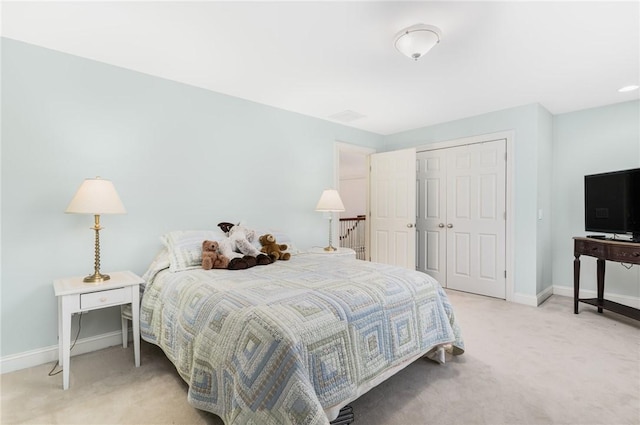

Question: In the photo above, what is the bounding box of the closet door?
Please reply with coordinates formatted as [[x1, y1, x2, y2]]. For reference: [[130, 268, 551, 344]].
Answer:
[[446, 141, 506, 298], [416, 139, 506, 299], [416, 149, 447, 284]]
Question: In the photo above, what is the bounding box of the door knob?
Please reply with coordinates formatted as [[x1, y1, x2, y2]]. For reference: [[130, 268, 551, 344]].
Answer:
[[407, 223, 414, 228], [447, 224, 453, 228], [438, 223, 445, 228]]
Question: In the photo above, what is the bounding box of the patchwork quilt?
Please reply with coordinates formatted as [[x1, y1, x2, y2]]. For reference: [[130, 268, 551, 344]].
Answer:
[[140, 253, 464, 425]]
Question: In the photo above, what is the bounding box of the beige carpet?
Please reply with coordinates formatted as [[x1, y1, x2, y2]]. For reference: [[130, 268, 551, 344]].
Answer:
[[2, 291, 639, 425]]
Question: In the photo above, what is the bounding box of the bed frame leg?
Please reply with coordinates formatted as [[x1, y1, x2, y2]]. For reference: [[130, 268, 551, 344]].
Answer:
[[330, 405, 354, 425]]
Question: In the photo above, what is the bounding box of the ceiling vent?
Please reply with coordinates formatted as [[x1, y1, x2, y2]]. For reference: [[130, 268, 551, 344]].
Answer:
[[328, 110, 366, 123]]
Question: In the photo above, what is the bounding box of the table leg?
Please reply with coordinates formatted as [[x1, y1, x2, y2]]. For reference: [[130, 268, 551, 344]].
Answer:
[[58, 297, 63, 367], [132, 287, 140, 367], [121, 305, 128, 348], [596, 258, 605, 314], [573, 255, 580, 314], [61, 299, 72, 390]]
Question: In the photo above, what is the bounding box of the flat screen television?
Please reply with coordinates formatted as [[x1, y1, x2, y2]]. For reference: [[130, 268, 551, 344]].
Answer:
[[584, 168, 640, 242]]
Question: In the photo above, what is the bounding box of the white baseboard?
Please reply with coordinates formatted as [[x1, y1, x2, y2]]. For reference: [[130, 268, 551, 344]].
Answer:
[[512, 286, 552, 307], [552, 285, 640, 309], [510, 285, 555, 307], [511, 292, 538, 306], [1, 329, 130, 374], [515, 286, 638, 309], [537, 285, 554, 306]]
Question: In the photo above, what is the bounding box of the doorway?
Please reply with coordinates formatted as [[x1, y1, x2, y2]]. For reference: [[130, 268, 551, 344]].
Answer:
[[335, 142, 375, 260]]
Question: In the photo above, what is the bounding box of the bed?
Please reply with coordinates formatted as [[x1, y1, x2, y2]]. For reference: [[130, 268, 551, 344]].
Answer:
[[140, 230, 464, 425]]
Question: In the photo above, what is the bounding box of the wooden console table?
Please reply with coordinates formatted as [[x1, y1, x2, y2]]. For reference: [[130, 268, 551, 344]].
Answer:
[[573, 237, 640, 321]]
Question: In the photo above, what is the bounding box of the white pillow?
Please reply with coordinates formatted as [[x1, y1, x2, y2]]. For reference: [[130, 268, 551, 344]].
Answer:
[[161, 230, 226, 272]]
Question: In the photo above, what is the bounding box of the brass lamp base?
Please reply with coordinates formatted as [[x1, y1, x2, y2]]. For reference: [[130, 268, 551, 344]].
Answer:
[[83, 272, 110, 283], [323, 216, 339, 253], [83, 214, 110, 284]]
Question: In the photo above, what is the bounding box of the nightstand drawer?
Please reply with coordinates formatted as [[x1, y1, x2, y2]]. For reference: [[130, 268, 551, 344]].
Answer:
[[80, 287, 129, 310]]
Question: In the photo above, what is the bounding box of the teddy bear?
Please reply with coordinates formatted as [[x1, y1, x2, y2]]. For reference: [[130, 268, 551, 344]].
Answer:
[[217, 222, 272, 269], [259, 233, 291, 261], [201, 240, 230, 270]]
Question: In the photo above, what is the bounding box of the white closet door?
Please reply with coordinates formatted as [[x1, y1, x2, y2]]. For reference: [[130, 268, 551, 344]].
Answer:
[[416, 139, 506, 299], [416, 149, 447, 284], [369, 148, 417, 269], [446, 140, 506, 298]]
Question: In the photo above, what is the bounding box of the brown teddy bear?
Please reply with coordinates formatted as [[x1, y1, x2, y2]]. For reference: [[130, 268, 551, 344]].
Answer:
[[259, 234, 291, 261], [201, 240, 230, 270]]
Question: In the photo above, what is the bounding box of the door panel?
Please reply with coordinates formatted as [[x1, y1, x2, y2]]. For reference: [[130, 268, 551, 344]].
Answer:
[[425, 231, 440, 272], [479, 174, 497, 218], [479, 233, 497, 280], [394, 231, 410, 266], [454, 175, 471, 219], [370, 148, 417, 269], [453, 232, 471, 276], [374, 230, 389, 263]]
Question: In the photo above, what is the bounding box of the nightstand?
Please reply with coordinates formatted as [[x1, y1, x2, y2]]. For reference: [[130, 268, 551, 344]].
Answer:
[[53, 270, 144, 390], [308, 247, 357, 258]]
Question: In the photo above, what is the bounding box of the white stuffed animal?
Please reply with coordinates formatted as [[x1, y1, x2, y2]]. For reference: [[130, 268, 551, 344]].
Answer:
[[217, 222, 264, 259], [228, 225, 263, 257]]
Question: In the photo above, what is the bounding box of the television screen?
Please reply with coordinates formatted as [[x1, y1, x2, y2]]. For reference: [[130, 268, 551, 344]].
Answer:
[[584, 168, 640, 238]]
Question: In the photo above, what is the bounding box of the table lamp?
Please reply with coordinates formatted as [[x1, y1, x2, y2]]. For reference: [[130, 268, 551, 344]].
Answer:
[[315, 189, 345, 251], [65, 177, 126, 283]]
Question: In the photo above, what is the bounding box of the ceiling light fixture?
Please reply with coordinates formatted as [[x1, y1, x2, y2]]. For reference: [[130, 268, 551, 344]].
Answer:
[[394, 24, 442, 61], [618, 85, 639, 93]]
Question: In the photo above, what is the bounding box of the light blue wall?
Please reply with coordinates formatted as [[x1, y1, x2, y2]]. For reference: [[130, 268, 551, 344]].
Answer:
[[3, 36, 638, 362], [382, 104, 548, 298], [1, 38, 384, 357], [551, 100, 640, 297], [536, 105, 554, 295]]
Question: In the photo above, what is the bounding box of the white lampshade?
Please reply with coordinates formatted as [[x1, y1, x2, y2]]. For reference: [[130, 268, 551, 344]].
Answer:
[[394, 24, 442, 61], [315, 189, 345, 212], [65, 177, 126, 215]]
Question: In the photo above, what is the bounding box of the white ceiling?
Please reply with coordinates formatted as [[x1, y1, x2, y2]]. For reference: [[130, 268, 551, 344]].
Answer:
[[2, 1, 639, 135]]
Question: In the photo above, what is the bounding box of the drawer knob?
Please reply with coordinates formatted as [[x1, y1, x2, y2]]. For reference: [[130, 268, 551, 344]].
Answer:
[[100, 297, 108, 302], [634, 252, 640, 257]]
